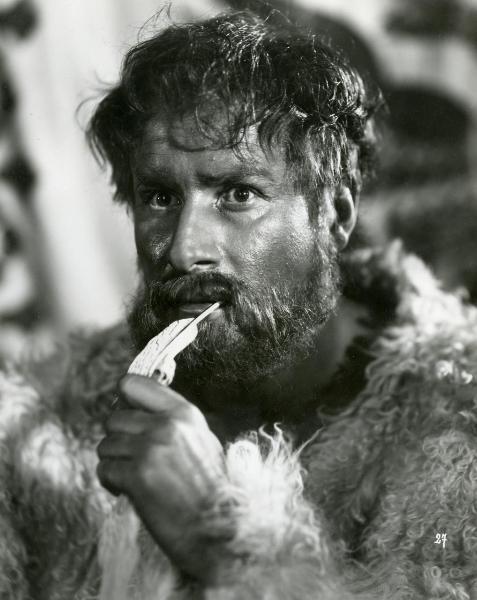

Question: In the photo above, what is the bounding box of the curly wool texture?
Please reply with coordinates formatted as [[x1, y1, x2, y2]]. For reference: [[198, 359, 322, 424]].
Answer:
[[303, 245, 477, 598], [98, 427, 340, 600], [206, 429, 352, 600], [0, 244, 477, 598], [0, 340, 128, 600]]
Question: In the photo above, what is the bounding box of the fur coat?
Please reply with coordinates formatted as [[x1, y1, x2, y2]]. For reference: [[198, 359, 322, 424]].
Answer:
[[1, 242, 477, 599]]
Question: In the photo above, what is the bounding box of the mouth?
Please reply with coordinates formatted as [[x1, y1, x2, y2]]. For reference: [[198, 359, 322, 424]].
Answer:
[[171, 294, 230, 319], [176, 301, 223, 316], [158, 279, 233, 319]]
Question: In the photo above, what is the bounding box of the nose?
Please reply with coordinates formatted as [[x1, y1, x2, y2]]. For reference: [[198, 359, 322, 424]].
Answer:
[[168, 199, 221, 274]]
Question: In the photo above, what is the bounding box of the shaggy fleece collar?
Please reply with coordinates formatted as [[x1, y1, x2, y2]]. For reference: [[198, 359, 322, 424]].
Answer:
[[301, 243, 477, 597]]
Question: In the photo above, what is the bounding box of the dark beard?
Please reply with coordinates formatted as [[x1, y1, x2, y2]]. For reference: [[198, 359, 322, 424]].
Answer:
[[127, 239, 340, 388]]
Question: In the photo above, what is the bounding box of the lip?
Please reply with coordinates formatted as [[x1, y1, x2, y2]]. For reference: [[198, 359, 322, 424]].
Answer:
[[176, 302, 224, 318]]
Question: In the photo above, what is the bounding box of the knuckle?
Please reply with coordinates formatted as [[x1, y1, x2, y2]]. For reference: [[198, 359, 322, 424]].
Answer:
[[172, 418, 188, 437], [135, 454, 158, 490], [187, 403, 207, 425], [169, 419, 194, 446], [174, 402, 203, 426], [158, 427, 175, 445], [149, 417, 173, 443]]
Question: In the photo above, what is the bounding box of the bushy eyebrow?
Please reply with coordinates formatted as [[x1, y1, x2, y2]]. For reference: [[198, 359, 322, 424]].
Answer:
[[196, 165, 273, 186], [133, 161, 275, 188]]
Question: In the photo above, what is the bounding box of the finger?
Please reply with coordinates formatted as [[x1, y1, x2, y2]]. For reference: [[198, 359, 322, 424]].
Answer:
[[119, 374, 191, 414], [105, 409, 152, 435], [97, 433, 136, 460], [96, 458, 134, 497], [105, 411, 177, 446]]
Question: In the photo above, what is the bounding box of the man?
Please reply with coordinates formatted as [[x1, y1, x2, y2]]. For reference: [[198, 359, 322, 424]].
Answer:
[[1, 10, 477, 599]]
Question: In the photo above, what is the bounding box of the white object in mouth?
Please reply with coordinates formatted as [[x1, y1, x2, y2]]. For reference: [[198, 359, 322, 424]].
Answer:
[[127, 301, 221, 382]]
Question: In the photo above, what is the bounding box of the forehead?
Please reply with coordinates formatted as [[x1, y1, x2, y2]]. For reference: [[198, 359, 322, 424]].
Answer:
[[132, 114, 290, 181]]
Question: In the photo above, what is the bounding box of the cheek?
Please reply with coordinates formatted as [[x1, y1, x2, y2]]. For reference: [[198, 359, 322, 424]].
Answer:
[[134, 218, 170, 274], [233, 212, 318, 286]]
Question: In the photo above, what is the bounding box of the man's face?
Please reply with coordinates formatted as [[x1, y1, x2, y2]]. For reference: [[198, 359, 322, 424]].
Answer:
[[128, 115, 341, 386]]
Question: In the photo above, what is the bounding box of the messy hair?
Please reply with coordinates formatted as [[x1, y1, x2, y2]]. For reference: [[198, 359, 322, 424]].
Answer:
[[87, 10, 381, 206]]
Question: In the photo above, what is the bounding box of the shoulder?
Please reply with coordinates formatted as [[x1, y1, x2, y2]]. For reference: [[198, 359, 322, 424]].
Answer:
[[304, 243, 477, 531], [356, 242, 477, 418], [342, 241, 477, 406], [340, 242, 477, 445]]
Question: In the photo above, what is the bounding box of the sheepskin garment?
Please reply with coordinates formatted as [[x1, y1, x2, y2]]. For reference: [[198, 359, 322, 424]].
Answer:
[[1, 243, 477, 599]]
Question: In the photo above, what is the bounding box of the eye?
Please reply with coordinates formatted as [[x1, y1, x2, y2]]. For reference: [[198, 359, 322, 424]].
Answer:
[[139, 189, 178, 210], [221, 186, 261, 207]]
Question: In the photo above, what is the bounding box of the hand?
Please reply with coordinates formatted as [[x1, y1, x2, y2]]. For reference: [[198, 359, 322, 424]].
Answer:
[[97, 374, 230, 581]]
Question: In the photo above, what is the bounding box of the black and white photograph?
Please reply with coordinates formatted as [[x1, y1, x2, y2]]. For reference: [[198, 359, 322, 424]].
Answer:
[[1, 0, 477, 597]]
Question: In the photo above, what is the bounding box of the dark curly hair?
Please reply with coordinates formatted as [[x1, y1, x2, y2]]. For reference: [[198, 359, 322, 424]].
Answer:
[[87, 11, 381, 207]]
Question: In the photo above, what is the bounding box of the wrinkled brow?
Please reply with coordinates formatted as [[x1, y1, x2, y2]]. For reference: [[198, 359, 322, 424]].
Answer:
[[133, 158, 276, 185]]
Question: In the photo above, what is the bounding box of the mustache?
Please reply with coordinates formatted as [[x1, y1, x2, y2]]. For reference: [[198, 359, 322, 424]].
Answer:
[[142, 270, 301, 337], [150, 271, 240, 309]]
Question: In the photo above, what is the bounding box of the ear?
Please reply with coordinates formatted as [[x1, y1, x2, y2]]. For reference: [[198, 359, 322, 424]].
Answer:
[[331, 184, 358, 250]]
